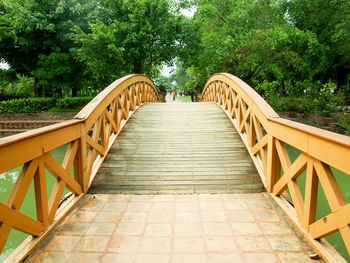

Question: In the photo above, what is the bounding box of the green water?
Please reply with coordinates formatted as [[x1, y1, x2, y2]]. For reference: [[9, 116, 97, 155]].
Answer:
[[286, 145, 350, 262], [0, 145, 68, 262]]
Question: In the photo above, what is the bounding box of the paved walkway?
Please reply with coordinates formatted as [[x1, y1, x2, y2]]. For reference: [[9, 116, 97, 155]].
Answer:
[[27, 193, 320, 263]]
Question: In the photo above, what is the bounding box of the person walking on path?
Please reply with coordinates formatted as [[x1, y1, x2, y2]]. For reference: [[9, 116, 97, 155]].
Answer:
[[172, 90, 177, 101]]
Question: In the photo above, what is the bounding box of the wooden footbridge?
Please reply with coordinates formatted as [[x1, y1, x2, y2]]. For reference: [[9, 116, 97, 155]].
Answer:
[[0, 74, 349, 262]]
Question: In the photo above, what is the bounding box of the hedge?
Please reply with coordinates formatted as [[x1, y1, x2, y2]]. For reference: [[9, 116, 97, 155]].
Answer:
[[0, 97, 93, 113], [56, 97, 93, 109]]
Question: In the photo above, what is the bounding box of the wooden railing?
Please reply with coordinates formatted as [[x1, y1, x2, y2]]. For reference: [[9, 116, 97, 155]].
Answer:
[[0, 74, 158, 261], [202, 73, 350, 263]]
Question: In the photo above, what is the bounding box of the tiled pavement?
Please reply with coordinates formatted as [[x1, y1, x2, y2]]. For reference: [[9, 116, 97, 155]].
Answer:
[[27, 193, 322, 263]]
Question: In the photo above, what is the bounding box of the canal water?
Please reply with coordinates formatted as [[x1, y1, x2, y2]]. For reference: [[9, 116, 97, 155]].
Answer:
[[0, 144, 349, 261]]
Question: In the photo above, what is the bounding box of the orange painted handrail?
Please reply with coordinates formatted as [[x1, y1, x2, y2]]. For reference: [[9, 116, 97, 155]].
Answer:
[[0, 74, 158, 261], [202, 73, 350, 263]]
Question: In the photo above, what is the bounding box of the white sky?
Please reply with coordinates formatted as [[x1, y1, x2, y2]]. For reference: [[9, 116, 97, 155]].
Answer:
[[0, 62, 9, 69]]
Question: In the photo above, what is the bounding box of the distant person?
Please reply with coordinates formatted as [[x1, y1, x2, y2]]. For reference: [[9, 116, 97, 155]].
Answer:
[[190, 90, 194, 102], [172, 90, 177, 101]]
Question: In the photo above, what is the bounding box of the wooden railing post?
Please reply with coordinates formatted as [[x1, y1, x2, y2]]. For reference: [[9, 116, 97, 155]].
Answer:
[[74, 124, 88, 192], [266, 134, 280, 193]]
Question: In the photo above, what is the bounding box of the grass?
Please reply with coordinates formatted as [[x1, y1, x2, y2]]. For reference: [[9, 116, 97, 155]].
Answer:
[[176, 95, 192, 102]]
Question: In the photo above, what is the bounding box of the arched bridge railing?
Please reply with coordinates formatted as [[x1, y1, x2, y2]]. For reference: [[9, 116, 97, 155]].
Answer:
[[0, 74, 158, 261], [202, 73, 350, 262]]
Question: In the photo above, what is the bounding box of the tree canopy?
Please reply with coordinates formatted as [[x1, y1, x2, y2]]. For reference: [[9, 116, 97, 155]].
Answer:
[[0, 0, 349, 99]]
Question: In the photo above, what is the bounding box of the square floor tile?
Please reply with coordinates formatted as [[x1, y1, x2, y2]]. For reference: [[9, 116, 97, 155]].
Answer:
[[136, 254, 169, 263], [101, 254, 136, 263], [207, 253, 242, 263], [75, 236, 109, 252], [130, 195, 154, 201], [268, 236, 304, 251], [278, 252, 316, 263], [56, 222, 89, 236], [224, 201, 248, 210], [121, 212, 148, 223], [95, 211, 122, 223], [205, 237, 237, 252], [253, 210, 280, 222], [199, 201, 224, 211], [29, 251, 69, 263], [102, 202, 128, 212], [151, 202, 174, 212], [176, 211, 200, 222], [67, 211, 96, 223], [173, 254, 205, 263], [144, 224, 172, 236], [174, 223, 202, 236], [139, 237, 171, 253], [86, 223, 115, 235], [236, 236, 270, 251], [173, 237, 204, 253], [203, 223, 232, 236], [127, 202, 151, 212], [107, 236, 140, 252], [154, 195, 175, 201], [227, 211, 254, 222], [201, 211, 227, 222], [244, 253, 279, 263], [176, 202, 199, 211], [231, 222, 262, 235], [45, 236, 81, 252], [148, 211, 173, 223], [115, 222, 145, 235], [259, 222, 293, 235], [68, 252, 103, 263]]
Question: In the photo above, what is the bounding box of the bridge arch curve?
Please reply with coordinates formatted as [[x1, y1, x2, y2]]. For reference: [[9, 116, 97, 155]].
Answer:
[[202, 73, 350, 262]]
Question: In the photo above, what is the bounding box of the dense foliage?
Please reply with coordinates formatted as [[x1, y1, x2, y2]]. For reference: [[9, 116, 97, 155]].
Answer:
[[0, 96, 92, 113], [0, 0, 349, 117], [0, 0, 186, 96], [176, 0, 350, 105]]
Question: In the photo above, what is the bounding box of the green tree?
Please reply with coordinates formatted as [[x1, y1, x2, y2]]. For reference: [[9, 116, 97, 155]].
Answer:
[[73, 0, 186, 88], [0, 0, 97, 97], [284, 0, 350, 87], [177, 0, 328, 96]]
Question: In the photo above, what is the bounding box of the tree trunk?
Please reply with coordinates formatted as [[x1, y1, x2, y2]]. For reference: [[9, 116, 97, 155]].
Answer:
[[134, 62, 144, 74], [33, 77, 40, 97], [72, 86, 78, 97]]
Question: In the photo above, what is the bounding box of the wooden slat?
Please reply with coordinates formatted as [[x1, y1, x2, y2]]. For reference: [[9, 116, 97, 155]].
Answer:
[[252, 134, 268, 155], [314, 160, 346, 211], [272, 153, 307, 195], [91, 103, 264, 194], [303, 157, 318, 228], [44, 153, 82, 195], [0, 224, 12, 254], [34, 157, 49, 226], [62, 140, 79, 172], [48, 179, 66, 222], [309, 203, 350, 239], [0, 203, 42, 236]]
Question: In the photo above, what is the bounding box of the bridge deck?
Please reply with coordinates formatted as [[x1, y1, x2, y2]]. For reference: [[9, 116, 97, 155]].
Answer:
[[25, 103, 321, 263], [90, 102, 265, 194]]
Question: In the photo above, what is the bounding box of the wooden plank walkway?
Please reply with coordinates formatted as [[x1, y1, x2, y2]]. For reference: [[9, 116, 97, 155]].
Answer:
[[90, 102, 265, 194]]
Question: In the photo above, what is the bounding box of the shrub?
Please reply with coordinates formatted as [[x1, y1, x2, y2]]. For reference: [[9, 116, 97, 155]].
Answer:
[[0, 98, 56, 113], [336, 113, 350, 135], [0, 75, 34, 101], [56, 97, 93, 109]]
